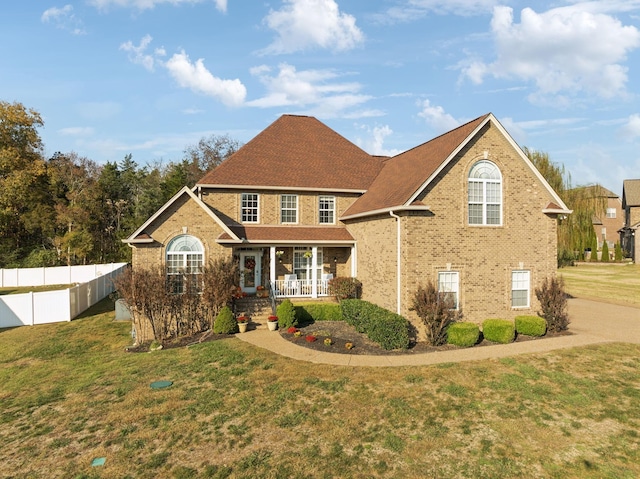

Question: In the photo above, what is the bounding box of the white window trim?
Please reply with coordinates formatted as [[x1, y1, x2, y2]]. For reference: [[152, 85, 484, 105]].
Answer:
[[468, 161, 502, 226], [606, 208, 616, 219], [241, 193, 260, 224], [438, 271, 459, 310], [281, 194, 298, 224], [166, 235, 204, 294], [511, 270, 530, 309], [319, 195, 336, 224], [293, 246, 323, 280]]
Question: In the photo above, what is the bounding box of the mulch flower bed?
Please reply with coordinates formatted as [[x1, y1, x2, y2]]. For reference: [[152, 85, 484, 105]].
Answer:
[[281, 321, 572, 356]]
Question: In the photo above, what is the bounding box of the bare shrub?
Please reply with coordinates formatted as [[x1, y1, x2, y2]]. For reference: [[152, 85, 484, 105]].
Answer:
[[410, 281, 461, 346], [535, 276, 569, 333], [113, 258, 239, 344]]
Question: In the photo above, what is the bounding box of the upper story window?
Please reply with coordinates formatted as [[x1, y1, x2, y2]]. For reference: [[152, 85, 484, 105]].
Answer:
[[606, 207, 616, 219], [241, 193, 259, 223], [319, 196, 335, 224], [281, 194, 298, 224], [468, 160, 502, 226], [166, 235, 203, 294]]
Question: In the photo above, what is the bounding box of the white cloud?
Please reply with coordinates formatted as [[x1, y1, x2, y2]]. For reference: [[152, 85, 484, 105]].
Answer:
[[460, 5, 640, 104], [41, 4, 86, 35], [417, 100, 459, 133], [120, 35, 157, 71], [246, 63, 379, 119], [261, 0, 364, 54], [120, 36, 244, 106], [619, 114, 640, 140], [371, 0, 499, 24], [165, 51, 246, 107], [58, 126, 95, 136], [356, 125, 403, 157], [89, 0, 227, 12]]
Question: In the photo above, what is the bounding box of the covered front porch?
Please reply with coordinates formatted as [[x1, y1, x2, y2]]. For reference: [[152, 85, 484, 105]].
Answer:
[[236, 245, 355, 299]]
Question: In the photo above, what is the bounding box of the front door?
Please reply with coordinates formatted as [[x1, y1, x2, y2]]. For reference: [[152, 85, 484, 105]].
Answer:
[[240, 251, 261, 294]]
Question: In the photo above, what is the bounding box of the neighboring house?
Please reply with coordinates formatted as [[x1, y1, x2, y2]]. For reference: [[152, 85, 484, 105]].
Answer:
[[124, 113, 570, 333], [575, 185, 624, 251], [620, 179, 640, 262]]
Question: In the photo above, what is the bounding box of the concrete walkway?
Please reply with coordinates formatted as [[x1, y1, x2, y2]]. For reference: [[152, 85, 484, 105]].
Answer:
[[236, 298, 640, 367]]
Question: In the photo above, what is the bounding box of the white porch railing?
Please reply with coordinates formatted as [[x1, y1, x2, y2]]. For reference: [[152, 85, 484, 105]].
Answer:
[[271, 279, 330, 298]]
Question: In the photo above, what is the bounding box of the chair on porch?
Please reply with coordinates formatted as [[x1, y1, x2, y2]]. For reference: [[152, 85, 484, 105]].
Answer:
[[284, 274, 298, 296]]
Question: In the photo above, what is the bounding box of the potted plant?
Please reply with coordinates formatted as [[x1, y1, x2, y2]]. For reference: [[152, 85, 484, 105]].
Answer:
[[237, 315, 249, 333], [267, 315, 278, 331], [256, 285, 268, 298]]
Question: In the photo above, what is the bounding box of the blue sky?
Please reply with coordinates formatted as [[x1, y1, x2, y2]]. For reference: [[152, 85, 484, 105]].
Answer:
[[3, 0, 640, 195]]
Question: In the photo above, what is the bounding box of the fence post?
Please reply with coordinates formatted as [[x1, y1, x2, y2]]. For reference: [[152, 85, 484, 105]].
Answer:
[[30, 291, 35, 326]]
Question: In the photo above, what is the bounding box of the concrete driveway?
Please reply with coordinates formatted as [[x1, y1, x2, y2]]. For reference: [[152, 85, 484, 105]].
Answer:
[[236, 298, 640, 367]]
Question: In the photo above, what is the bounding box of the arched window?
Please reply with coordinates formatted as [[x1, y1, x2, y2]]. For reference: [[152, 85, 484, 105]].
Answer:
[[166, 235, 204, 293], [468, 160, 502, 225]]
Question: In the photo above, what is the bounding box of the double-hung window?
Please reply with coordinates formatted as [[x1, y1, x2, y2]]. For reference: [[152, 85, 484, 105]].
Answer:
[[319, 196, 335, 224], [511, 270, 530, 308], [281, 194, 298, 224], [438, 271, 459, 310], [468, 161, 502, 225], [606, 208, 616, 219], [241, 193, 259, 223], [166, 235, 204, 294], [293, 247, 323, 280]]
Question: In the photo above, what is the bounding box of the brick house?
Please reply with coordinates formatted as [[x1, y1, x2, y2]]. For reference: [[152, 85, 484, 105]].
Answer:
[[124, 113, 570, 330], [620, 179, 640, 262]]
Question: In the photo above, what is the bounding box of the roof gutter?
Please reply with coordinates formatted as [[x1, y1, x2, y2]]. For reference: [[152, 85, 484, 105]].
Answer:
[[389, 210, 402, 315]]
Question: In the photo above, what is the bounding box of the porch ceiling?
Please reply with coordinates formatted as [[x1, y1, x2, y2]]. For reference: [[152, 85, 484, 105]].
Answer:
[[216, 225, 354, 244]]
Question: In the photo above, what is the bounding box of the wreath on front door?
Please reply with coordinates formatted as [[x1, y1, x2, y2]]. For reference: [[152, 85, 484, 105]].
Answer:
[[244, 257, 256, 270]]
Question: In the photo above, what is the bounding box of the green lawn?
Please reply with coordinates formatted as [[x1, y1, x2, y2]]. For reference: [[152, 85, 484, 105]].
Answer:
[[1, 299, 639, 478], [0, 284, 74, 296], [559, 263, 640, 306]]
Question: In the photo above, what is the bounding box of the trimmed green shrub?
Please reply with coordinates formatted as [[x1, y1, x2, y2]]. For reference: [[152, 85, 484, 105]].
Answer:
[[447, 322, 479, 347], [601, 241, 609, 262], [515, 315, 547, 337], [535, 276, 569, 333], [340, 299, 409, 350], [276, 299, 297, 329], [482, 319, 515, 344], [328, 277, 362, 300], [213, 306, 237, 334], [295, 303, 342, 322]]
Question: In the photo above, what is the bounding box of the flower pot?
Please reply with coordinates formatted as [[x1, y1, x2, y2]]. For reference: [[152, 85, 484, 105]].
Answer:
[[238, 322, 248, 333], [267, 320, 278, 331]]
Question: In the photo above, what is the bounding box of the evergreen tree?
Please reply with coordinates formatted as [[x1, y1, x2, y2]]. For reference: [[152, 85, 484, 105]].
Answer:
[[614, 241, 623, 261], [590, 236, 599, 262], [601, 240, 609, 262]]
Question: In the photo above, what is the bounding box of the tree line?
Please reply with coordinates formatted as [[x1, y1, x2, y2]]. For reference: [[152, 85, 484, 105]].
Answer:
[[0, 101, 240, 268]]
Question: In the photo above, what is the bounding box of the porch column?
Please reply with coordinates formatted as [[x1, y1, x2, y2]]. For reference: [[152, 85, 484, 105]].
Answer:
[[269, 246, 276, 288], [311, 246, 318, 298]]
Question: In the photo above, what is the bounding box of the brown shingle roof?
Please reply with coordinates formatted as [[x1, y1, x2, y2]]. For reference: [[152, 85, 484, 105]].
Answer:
[[217, 226, 354, 243], [342, 114, 490, 218], [197, 115, 384, 191], [623, 179, 640, 206], [572, 185, 619, 198]]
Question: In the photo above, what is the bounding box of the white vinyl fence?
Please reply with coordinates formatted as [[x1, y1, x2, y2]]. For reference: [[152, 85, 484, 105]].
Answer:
[[0, 263, 126, 329]]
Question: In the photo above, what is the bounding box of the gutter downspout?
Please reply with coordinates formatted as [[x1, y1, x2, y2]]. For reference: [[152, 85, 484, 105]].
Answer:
[[389, 210, 401, 315]]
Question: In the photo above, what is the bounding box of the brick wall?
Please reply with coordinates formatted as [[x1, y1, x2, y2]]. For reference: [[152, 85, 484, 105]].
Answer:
[[201, 188, 360, 226], [347, 123, 560, 335], [131, 193, 230, 270]]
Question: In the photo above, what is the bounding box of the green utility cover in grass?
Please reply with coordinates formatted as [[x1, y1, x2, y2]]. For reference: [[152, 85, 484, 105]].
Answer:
[[91, 457, 106, 467], [150, 380, 173, 389]]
